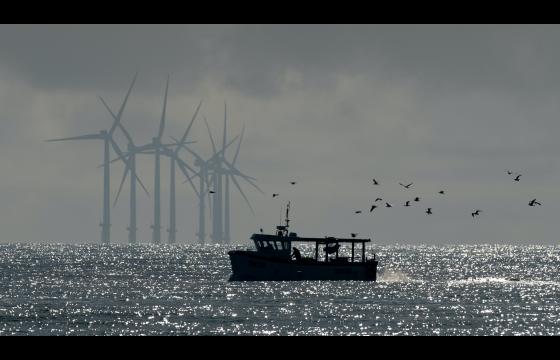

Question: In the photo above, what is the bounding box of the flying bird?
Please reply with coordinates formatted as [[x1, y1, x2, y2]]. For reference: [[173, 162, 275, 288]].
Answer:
[[399, 182, 413, 189], [425, 208, 432, 215], [438, 190, 445, 194], [506, 170, 513, 175], [355, 210, 362, 214], [472, 210, 482, 217], [529, 199, 542, 206], [209, 190, 216, 194], [385, 203, 393, 208], [375, 198, 383, 202], [351, 233, 358, 238], [370, 205, 377, 212], [260, 228, 263, 233], [290, 181, 297, 185], [273, 193, 279, 198], [404, 201, 411, 207], [372, 178, 379, 185], [414, 197, 420, 202], [514, 174, 521, 182]]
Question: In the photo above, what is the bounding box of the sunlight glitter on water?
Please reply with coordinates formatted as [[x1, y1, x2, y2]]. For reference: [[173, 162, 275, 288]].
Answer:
[[1, 243, 560, 335]]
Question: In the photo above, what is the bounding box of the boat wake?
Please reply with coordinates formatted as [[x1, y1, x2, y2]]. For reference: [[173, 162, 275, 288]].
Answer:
[[378, 269, 419, 283]]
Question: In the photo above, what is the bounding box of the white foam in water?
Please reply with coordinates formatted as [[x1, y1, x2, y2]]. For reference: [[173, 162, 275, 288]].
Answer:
[[379, 269, 416, 283]]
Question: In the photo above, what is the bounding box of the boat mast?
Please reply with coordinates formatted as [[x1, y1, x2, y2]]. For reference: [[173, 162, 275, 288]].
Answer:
[[285, 201, 290, 231]]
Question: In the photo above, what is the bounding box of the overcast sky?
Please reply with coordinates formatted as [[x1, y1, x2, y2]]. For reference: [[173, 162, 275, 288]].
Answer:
[[1, 24, 560, 245]]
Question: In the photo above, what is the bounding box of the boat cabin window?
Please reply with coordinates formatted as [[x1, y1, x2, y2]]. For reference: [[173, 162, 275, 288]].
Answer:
[[255, 239, 291, 252]]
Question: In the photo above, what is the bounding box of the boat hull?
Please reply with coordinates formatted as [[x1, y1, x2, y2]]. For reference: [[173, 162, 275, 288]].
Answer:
[[228, 250, 377, 281]]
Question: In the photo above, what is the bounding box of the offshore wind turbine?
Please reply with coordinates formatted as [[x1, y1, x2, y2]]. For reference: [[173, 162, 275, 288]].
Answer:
[[46, 74, 137, 244], [174, 131, 240, 244], [98, 98, 150, 244], [165, 100, 202, 243], [109, 92, 201, 244], [204, 104, 264, 244]]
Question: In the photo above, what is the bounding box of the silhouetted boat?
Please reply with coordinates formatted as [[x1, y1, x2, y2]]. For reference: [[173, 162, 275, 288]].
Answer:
[[228, 202, 378, 281]]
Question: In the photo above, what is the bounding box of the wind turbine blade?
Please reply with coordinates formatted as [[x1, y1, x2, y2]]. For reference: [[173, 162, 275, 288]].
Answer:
[[204, 116, 217, 155], [230, 173, 255, 216], [222, 100, 227, 155], [208, 135, 240, 163], [113, 165, 130, 208], [157, 75, 170, 140], [46, 133, 102, 142], [109, 138, 126, 163], [135, 172, 150, 198], [170, 136, 204, 161], [109, 72, 138, 135], [99, 96, 135, 146], [175, 99, 202, 155], [231, 123, 245, 166], [175, 159, 200, 198], [222, 158, 260, 184]]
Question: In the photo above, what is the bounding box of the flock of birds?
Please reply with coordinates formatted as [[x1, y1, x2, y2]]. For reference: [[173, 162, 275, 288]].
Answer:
[[252, 170, 542, 238], [356, 170, 542, 219]]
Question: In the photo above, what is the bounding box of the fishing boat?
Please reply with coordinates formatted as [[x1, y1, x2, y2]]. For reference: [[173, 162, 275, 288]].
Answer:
[[228, 202, 378, 281]]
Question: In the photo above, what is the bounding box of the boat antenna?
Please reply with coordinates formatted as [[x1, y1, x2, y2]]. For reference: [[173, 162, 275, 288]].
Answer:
[[285, 201, 290, 230]]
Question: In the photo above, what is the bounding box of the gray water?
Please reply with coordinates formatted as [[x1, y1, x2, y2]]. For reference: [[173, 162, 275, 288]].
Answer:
[[1, 243, 560, 335]]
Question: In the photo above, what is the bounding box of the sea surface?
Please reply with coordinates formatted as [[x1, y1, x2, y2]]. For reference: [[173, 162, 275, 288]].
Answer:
[[1, 243, 560, 335]]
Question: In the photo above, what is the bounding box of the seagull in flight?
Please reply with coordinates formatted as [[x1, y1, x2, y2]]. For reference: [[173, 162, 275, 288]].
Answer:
[[372, 178, 379, 185], [404, 201, 411, 207], [209, 190, 216, 194], [355, 210, 362, 214], [514, 174, 521, 182], [290, 181, 297, 185], [472, 210, 482, 217], [414, 197, 420, 202], [273, 193, 279, 198], [351, 233, 358, 238], [438, 190, 445, 195], [370, 205, 377, 212], [506, 170, 514, 175], [375, 198, 383, 202], [385, 203, 393, 208], [426, 208, 432, 215], [529, 199, 542, 206], [399, 182, 413, 189]]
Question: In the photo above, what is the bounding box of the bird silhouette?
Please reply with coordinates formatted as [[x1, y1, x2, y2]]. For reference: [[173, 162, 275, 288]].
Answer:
[[290, 181, 297, 185], [514, 174, 521, 182], [355, 210, 362, 214], [370, 205, 377, 212], [260, 228, 263, 233], [372, 178, 379, 185], [375, 198, 383, 202], [209, 190, 216, 194], [273, 193, 279, 198], [438, 190, 445, 194], [399, 182, 413, 189], [414, 197, 420, 202], [385, 203, 393, 208], [506, 170, 513, 175], [404, 201, 411, 207], [529, 199, 542, 206], [351, 233, 358, 238], [426, 208, 432, 215], [471, 210, 482, 217]]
